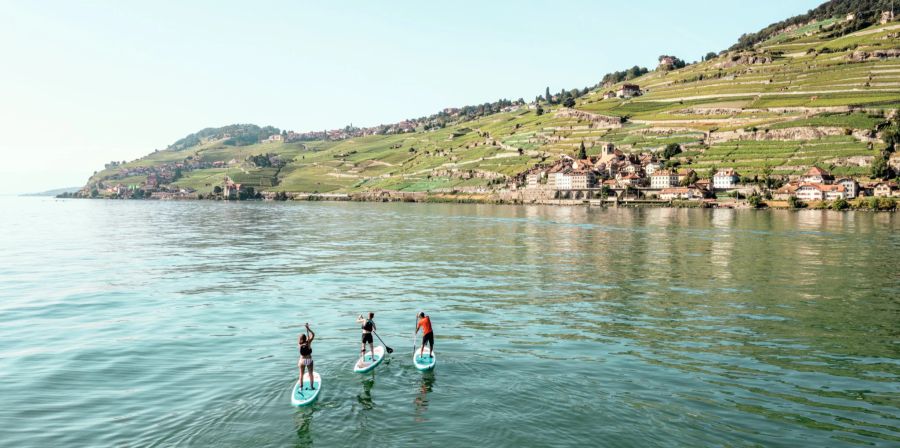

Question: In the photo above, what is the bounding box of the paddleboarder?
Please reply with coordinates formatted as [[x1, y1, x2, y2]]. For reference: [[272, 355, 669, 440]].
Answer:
[[297, 323, 315, 390], [356, 312, 377, 362], [415, 312, 434, 359]]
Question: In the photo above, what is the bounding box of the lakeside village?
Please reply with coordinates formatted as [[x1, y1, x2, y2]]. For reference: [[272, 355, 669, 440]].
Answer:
[[66, 7, 900, 212], [71, 80, 900, 211], [513, 145, 899, 210], [76, 137, 900, 211]]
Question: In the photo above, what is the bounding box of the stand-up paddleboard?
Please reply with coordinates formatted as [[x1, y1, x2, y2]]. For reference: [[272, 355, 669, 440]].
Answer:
[[354, 346, 385, 373], [413, 346, 436, 371], [291, 372, 321, 406]]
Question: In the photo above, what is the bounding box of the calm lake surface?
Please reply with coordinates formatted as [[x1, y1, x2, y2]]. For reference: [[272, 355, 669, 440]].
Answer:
[[1, 196, 898, 447]]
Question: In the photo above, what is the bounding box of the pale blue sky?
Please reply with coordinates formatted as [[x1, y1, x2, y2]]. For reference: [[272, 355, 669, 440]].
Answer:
[[0, 0, 823, 193]]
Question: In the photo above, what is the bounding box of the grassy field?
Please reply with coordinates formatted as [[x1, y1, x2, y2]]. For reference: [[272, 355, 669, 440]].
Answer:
[[87, 19, 900, 193]]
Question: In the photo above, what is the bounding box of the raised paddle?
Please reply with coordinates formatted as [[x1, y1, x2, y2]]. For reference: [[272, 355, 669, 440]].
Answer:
[[372, 331, 393, 354]]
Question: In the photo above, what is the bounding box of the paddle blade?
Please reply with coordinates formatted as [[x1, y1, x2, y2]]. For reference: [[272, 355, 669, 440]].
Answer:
[[386, 346, 394, 354]]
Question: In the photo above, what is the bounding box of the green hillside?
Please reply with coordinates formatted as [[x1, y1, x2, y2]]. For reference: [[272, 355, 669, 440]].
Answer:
[[82, 7, 900, 196]]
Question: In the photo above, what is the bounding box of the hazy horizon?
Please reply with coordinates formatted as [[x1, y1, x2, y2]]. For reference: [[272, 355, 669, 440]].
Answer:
[[0, 0, 823, 194]]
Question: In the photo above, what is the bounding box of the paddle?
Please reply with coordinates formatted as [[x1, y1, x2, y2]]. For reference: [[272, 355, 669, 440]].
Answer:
[[372, 331, 393, 354], [413, 314, 418, 355]]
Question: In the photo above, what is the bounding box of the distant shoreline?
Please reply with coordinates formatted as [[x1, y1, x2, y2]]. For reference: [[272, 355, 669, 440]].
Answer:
[[55, 192, 899, 212], [20, 187, 81, 197]]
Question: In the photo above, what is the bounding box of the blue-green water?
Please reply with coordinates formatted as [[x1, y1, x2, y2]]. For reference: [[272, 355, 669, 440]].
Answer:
[[1, 197, 898, 447]]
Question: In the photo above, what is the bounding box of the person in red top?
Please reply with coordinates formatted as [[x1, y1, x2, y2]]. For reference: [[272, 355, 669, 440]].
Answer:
[[415, 312, 434, 359]]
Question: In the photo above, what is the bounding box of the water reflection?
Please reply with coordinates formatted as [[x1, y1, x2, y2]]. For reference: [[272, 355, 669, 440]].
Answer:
[[357, 377, 375, 410], [414, 371, 436, 420], [293, 409, 314, 448]]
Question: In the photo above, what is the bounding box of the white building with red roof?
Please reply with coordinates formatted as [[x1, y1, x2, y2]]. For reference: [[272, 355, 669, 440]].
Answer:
[[616, 84, 641, 99], [795, 183, 846, 201], [650, 170, 679, 189], [835, 178, 859, 198], [713, 168, 740, 190], [873, 182, 898, 197], [800, 167, 834, 184], [659, 187, 704, 200]]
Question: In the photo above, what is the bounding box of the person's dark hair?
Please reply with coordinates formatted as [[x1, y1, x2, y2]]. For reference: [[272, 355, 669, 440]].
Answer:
[[419, 312, 425, 318], [299, 334, 307, 343], [368, 312, 374, 319]]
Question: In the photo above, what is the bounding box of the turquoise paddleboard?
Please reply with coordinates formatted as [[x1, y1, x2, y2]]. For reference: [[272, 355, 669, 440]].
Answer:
[[353, 346, 385, 373], [291, 372, 321, 406], [413, 346, 436, 371]]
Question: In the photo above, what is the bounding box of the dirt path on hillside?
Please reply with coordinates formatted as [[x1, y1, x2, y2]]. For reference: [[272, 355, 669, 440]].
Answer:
[[407, 151, 522, 176], [648, 87, 900, 103], [847, 23, 900, 37]]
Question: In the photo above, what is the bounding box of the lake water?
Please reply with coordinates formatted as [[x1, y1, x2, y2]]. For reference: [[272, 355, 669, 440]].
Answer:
[[1, 196, 898, 447]]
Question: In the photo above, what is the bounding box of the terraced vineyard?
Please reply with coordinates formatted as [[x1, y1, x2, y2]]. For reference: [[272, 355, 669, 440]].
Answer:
[[686, 136, 874, 177], [84, 16, 900, 195]]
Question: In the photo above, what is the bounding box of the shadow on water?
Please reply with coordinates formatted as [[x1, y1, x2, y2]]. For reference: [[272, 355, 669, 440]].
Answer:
[[293, 408, 315, 448], [414, 371, 436, 420], [357, 376, 375, 410]]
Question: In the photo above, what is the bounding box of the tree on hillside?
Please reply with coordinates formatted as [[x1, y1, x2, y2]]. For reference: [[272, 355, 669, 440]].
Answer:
[[563, 96, 576, 108], [762, 164, 776, 188], [871, 152, 889, 179], [658, 55, 687, 69], [882, 113, 899, 152], [601, 66, 649, 86], [662, 143, 682, 160], [545, 87, 552, 104], [536, 105, 544, 116], [703, 52, 718, 61], [577, 141, 587, 159], [748, 192, 763, 209], [680, 170, 699, 187], [625, 65, 646, 79]]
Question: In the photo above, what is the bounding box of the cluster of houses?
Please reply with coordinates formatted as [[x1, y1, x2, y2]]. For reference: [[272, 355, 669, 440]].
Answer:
[[95, 181, 196, 199], [523, 143, 734, 200], [283, 120, 422, 142], [773, 167, 899, 200], [524, 146, 900, 203], [284, 103, 527, 143], [104, 159, 223, 184], [96, 173, 267, 200]]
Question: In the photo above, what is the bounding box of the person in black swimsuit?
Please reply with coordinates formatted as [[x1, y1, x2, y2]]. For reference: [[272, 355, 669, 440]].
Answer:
[[356, 312, 376, 362], [298, 323, 315, 390]]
